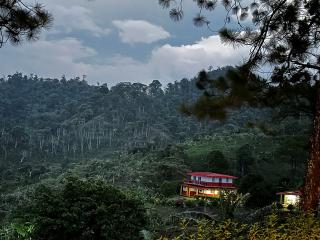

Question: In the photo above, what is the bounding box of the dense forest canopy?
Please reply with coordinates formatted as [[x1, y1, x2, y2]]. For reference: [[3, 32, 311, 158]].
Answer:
[[0, 68, 270, 165]]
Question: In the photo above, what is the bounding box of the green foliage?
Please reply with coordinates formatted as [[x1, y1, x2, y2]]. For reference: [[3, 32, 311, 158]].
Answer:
[[161, 0, 320, 120], [0, 1, 52, 47], [10, 176, 148, 240], [175, 199, 185, 208], [0, 223, 34, 240], [1, 70, 257, 193], [239, 174, 277, 208], [275, 138, 308, 185], [160, 214, 320, 240], [185, 199, 196, 208], [236, 144, 255, 177], [160, 180, 181, 197], [207, 150, 229, 173], [218, 191, 249, 220], [207, 198, 219, 208], [160, 0, 320, 212], [287, 204, 295, 212], [196, 198, 206, 207]]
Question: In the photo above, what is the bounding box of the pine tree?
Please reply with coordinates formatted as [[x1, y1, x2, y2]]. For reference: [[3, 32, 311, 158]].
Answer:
[[160, 0, 320, 212], [0, 0, 52, 47]]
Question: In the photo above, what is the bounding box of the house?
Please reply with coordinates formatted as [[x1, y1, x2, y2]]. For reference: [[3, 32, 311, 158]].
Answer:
[[277, 191, 301, 207], [180, 172, 237, 198]]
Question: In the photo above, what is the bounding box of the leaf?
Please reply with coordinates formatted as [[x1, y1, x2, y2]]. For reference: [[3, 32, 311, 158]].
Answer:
[[158, 0, 172, 9], [193, 13, 208, 27], [195, 0, 207, 8], [205, 0, 217, 10], [169, 8, 184, 21], [222, 0, 231, 8]]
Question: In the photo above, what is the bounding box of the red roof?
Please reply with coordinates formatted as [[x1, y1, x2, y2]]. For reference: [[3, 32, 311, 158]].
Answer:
[[187, 172, 237, 179]]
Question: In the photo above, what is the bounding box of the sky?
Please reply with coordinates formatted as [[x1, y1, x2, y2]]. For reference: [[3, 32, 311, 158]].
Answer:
[[0, 0, 251, 86]]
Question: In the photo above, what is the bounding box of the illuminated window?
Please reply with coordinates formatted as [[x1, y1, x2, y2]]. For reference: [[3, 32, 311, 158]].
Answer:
[[204, 189, 212, 194], [285, 195, 299, 205]]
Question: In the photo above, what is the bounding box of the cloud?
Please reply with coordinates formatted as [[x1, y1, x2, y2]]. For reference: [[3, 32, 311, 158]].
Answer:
[[113, 20, 170, 44], [48, 5, 111, 37], [0, 38, 96, 79], [0, 35, 249, 86], [148, 35, 250, 80]]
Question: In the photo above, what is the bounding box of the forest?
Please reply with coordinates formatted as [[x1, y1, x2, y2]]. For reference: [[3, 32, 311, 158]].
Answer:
[[0, 69, 312, 239], [1, 0, 320, 239]]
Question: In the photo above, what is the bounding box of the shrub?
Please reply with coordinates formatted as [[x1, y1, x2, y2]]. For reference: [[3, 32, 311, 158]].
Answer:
[[207, 198, 219, 208], [175, 199, 184, 208], [239, 174, 277, 208], [185, 199, 196, 208], [197, 198, 206, 207], [160, 213, 320, 240], [275, 202, 283, 210], [0, 223, 34, 240], [160, 180, 180, 197], [9, 176, 148, 240], [165, 198, 176, 207], [287, 204, 295, 211], [151, 196, 163, 205]]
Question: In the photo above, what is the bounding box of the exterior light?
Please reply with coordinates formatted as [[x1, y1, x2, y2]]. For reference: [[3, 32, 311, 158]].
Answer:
[[285, 195, 298, 205]]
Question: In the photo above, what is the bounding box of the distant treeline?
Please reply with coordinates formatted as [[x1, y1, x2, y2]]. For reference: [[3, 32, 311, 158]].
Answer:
[[0, 67, 271, 164]]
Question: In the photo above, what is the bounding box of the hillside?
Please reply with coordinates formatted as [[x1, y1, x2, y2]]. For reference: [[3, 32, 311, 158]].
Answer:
[[0, 68, 273, 189], [0, 68, 312, 228]]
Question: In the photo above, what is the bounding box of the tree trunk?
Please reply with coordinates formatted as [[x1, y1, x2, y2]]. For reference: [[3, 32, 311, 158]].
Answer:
[[302, 86, 320, 212]]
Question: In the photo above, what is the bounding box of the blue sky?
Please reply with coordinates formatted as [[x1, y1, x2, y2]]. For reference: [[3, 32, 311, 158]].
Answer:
[[0, 0, 250, 86]]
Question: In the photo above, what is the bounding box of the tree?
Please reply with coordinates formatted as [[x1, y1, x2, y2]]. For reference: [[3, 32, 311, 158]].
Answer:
[[236, 144, 254, 177], [159, 0, 320, 212], [218, 190, 249, 219], [207, 150, 229, 173], [148, 80, 163, 96], [0, 0, 52, 47], [10, 176, 148, 240], [239, 174, 276, 208], [275, 138, 308, 183], [159, 180, 181, 197]]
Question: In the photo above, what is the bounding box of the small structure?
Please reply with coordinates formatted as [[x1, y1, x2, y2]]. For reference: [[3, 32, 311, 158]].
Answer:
[[277, 191, 301, 207], [180, 172, 237, 198]]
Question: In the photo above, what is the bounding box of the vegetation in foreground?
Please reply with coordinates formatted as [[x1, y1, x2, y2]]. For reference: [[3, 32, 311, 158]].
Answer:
[[160, 213, 320, 240], [1, 177, 148, 240]]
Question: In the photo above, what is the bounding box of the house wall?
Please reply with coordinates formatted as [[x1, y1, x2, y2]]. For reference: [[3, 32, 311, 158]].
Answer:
[[190, 175, 233, 184], [181, 185, 221, 198], [202, 177, 213, 182]]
